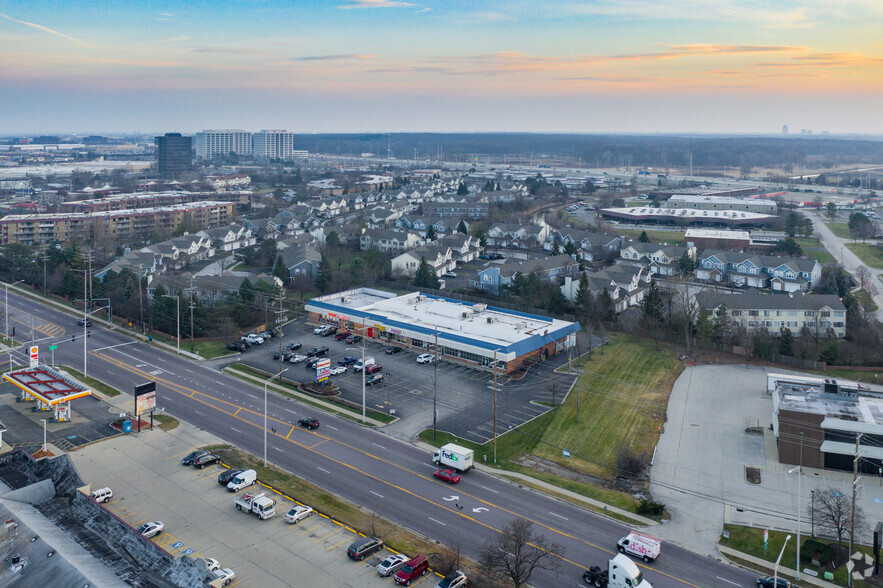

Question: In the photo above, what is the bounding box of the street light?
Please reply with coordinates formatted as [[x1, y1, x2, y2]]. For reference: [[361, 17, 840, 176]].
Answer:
[[454, 502, 464, 570], [788, 464, 802, 580], [264, 368, 288, 466], [162, 294, 180, 354], [774, 534, 792, 588], [40, 418, 47, 452], [5, 279, 26, 343]]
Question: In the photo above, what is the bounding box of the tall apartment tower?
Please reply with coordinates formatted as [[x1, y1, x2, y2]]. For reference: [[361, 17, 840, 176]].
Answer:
[[154, 132, 192, 179], [194, 129, 253, 159], [253, 130, 294, 161], [782, 124, 789, 135]]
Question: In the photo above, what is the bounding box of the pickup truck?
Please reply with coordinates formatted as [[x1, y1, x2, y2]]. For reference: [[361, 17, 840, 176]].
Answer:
[[212, 568, 235, 587], [241, 334, 264, 345], [233, 491, 276, 519]]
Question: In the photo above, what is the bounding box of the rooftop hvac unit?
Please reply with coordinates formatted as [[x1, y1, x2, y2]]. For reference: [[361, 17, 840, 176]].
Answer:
[[415, 295, 425, 302], [472, 303, 487, 312], [342, 296, 352, 303], [486, 316, 496, 324], [462, 311, 473, 319], [516, 322, 527, 330]]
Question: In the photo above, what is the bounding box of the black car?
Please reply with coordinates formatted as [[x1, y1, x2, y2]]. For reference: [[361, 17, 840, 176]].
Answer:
[[181, 450, 208, 466], [365, 373, 384, 386], [298, 417, 320, 430], [320, 326, 338, 337], [346, 335, 362, 344], [193, 453, 221, 469], [307, 346, 329, 357], [227, 341, 248, 352], [305, 357, 320, 369], [76, 318, 93, 327], [217, 468, 245, 486], [347, 536, 384, 561], [286, 342, 303, 351], [756, 578, 791, 588], [385, 347, 402, 355], [489, 253, 504, 260], [273, 351, 294, 361]]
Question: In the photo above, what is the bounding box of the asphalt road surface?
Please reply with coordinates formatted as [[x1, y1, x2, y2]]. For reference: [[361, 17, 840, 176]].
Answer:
[[7, 290, 759, 587]]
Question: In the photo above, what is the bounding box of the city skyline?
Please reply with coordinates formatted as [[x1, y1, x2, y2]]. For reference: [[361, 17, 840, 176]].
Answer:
[[1, 1, 881, 134]]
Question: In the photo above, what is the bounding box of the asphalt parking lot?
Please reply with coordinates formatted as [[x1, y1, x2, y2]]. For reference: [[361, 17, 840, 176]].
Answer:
[[69, 425, 430, 588], [230, 323, 580, 444]]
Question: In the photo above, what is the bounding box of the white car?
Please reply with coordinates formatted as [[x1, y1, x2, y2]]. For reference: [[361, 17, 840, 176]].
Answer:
[[443, 271, 457, 278], [376, 553, 408, 577], [242, 334, 264, 345], [436, 570, 468, 588], [329, 366, 347, 376], [416, 353, 435, 364], [202, 557, 220, 572], [212, 568, 235, 587], [289, 354, 308, 363], [137, 521, 164, 538], [283, 505, 314, 524], [313, 325, 329, 335]]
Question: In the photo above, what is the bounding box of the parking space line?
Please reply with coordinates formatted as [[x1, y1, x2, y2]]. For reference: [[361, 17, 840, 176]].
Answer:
[[167, 449, 194, 461], [314, 528, 341, 543], [299, 523, 322, 534], [326, 536, 351, 551], [132, 518, 147, 525]]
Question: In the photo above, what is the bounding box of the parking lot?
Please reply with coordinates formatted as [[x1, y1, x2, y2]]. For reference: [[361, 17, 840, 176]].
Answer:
[[69, 425, 435, 587], [230, 322, 580, 444]]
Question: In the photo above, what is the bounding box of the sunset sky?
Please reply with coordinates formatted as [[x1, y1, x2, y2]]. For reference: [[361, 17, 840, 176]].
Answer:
[[1, 1, 881, 134]]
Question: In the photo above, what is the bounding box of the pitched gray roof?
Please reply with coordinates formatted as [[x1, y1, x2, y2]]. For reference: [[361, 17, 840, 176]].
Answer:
[[699, 250, 818, 272], [698, 291, 846, 311]]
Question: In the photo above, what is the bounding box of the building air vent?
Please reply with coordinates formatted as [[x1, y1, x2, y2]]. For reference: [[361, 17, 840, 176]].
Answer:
[[462, 311, 473, 319], [472, 303, 487, 313], [487, 316, 496, 324]]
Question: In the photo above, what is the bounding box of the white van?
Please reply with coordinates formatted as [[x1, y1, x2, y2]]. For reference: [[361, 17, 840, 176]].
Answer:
[[353, 357, 375, 372], [617, 531, 661, 563], [226, 469, 257, 492], [90, 487, 113, 503]]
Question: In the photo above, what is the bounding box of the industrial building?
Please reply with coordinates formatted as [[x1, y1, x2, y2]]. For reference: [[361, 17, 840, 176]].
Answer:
[[305, 288, 580, 373], [770, 374, 883, 473], [666, 195, 777, 215]]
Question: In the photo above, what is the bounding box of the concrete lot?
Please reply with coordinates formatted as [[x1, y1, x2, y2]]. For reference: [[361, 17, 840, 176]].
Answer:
[[229, 323, 579, 444], [69, 424, 435, 588], [650, 364, 883, 557]]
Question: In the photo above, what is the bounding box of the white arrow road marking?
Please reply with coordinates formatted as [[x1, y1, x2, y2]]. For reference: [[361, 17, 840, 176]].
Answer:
[[442, 495, 459, 502], [230, 428, 242, 434], [472, 507, 489, 513], [325, 425, 338, 430]]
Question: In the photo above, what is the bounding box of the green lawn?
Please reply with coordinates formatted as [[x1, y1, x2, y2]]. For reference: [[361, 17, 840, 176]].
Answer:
[[59, 366, 121, 397], [825, 222, 852, 239], [721, 524, 872, 587], [846, 243, 883, 269], [793, 238, 835, 264], [617, 229, 684, 246]]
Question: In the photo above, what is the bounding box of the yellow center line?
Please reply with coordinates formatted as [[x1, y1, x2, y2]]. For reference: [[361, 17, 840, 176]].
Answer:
[[92, 349, 699, 587], [285, 426, 295, 439]]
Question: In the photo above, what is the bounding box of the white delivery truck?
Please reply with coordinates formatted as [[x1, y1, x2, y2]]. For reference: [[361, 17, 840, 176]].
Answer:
[[583, 554, 652, 587], [233, 491, 276, 519], [226, 469, 257, 492], [432, 443, 474, 473], [617, 531, 661, 562], [353, 357, 375, 372]]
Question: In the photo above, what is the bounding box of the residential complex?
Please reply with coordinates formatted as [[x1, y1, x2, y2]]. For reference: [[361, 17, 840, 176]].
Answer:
[[253, 129, 295, 161], [696, 250, 821, 292], [194, 130, 253, 159], [699, 292, 847, 338]]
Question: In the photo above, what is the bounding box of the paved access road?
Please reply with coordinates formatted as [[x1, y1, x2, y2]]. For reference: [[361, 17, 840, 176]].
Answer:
[[8, 290, 758, 587]]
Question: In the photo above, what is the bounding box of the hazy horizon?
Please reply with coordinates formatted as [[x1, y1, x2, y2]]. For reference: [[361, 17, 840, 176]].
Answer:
[[2, 1, 881, 135]]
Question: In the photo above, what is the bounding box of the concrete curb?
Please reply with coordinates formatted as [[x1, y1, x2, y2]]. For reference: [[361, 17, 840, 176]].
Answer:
[[412, 440, 657, 527], [717, 544, 840, 588], [222, 366, 390, 427]]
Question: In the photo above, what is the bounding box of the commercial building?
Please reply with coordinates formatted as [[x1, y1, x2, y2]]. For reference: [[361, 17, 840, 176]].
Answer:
[[599, 206, 777, 227], [770, 374, 882, 473], [305, 288, 580, 373], [253, 130, 295, 161], [0, 201, 235, 245], [666, 195, 777, 215], [154, 133, 192, 179], [684, 228, 751, 251], [194, 130, 253, 159]]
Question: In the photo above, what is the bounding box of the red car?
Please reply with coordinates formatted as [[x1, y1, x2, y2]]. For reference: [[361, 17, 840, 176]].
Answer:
[[365, 364, 382, 375], [433, 469, 460, 484]]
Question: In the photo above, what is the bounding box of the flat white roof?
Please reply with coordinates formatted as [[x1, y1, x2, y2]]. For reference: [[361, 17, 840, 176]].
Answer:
[[669, 195, 776, 206], [684, 228, 751, 239], [603, 207, 775, 220]]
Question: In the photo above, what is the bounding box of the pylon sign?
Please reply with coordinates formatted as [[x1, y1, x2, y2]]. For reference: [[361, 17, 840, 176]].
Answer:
[[29, 346, 39, 368]]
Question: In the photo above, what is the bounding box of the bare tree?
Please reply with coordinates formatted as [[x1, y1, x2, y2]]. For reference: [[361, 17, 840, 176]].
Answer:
[[669, 277, 702, 354], [480, 518, 564, 587], [810, 487, 865, 546], [547, 381, 559, 406], [855, 264, 872, 292]]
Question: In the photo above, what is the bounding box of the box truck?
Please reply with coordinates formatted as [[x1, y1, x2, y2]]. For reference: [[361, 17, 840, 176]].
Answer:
[[583, 554, 652, 587], [432, 443, 474, 473], [617, 531, 661, 563]]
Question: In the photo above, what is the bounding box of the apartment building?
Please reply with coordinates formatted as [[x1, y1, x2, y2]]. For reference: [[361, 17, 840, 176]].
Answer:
[[0, 201, 235, 245], [253, 129, 295, 161], [696, 250, 821, 292], [194, 130, 253, 159], [698, 292, 847, 338]]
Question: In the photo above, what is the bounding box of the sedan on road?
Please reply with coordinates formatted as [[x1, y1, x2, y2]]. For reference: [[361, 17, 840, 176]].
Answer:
[[298, 417, 320, 430], [138, 521, 164, 538], [217, 468, 245, 486], [76, 318, 93, 327], [181, 450, 208, 466], [416, 353, 434, 364], [193, 453, 221, 469], [433, 469, 460, 484], [283, 505, 314, 524], [756, 578, 791, 588]]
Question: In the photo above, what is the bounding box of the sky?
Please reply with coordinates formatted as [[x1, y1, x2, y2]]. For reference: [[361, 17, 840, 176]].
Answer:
[[1, 0, 881, 135]]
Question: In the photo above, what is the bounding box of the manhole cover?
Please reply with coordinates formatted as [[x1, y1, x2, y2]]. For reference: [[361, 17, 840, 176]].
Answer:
[[746, 466, 761, 484]]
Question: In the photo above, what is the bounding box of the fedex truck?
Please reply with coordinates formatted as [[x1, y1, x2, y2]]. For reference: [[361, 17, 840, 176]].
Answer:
[[432, 443, 474, 473]]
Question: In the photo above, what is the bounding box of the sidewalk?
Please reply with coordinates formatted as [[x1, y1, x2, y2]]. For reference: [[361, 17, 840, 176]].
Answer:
[[718, 545, 839, 588]]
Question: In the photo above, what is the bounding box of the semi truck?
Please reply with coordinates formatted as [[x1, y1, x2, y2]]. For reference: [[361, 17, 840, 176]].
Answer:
[[432, 443, 474, 473], [583, 554, 652, 587], [233, 491, 276, 520]]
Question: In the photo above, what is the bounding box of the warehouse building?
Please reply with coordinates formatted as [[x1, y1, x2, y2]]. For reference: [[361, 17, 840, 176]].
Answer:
[[305, 288, 580, 373]]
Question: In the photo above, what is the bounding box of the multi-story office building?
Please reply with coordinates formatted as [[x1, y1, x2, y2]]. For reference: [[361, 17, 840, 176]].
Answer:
[[154, 133, 192, 179], [253, 129, 294, 161], [194, 130, 253, 159], [0, 201, 235, 245]]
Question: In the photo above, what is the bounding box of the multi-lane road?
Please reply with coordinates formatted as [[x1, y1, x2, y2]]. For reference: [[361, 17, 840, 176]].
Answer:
[[7, 290, 758, 587]]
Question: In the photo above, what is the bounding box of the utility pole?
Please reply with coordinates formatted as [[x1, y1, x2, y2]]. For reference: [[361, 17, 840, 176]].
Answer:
[[137, 265, 144, 334], [432, 331, 438, 440], [493, 349, 497, 464], [849, 433, 863, 588], [42, 248, 47, 297], [189, 275, 195, 353], [83, 259, 88, 377], [360, 324, 366, 424]]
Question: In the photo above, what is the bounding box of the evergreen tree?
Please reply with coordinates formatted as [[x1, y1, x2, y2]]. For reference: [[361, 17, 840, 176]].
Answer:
[[551, 242, 560, 255], [640, 279, 665, 325], [315, 255, 332, 292], [273, 255, 289, 283], [425, 226, 437, 241], [779, 328, 794, 356], [457, 220, 468, 235], [639, 231, 650, 243], [678, 251, 696, 275], [563, 241, 578, 256], [238, 278, 255, 305], [575, 272, 591, 317], [457, 182, 468, 196], [325, 231, 341, 249], [547, 287, 568, 315]]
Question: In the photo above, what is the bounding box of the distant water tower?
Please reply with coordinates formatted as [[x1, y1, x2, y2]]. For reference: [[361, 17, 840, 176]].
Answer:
[[782, 124, 789, 135]]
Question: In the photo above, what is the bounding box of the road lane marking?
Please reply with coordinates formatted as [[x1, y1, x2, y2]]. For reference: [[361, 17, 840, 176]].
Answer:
[[481, 486, 500, 494], [93, 341, 139, 352], [715, 578, 739, 586], [550, 512, 568, 520], [370, 491, 384, 499], [285, 426, 295, 439], [372, 442, 385, 449], [230, 427, 242, 434], [428, 517, 446, 526], [325, 425, 338, 430], [316, 467, 330, 474]]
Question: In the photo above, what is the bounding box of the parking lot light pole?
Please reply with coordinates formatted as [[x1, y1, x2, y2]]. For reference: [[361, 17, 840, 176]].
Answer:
[[264, 368, 288, 467], [789, 432, 804, 580], [773, 534, 791, 588], [40, 418, 47, 452]]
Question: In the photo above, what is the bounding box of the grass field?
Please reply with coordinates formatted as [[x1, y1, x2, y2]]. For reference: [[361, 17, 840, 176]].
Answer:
[[60, 366, 121, 397], [825, 222, 852, 239], [617, 229, 684, 246], [793, 237, 835, 264], [846, 243, 883, 269]]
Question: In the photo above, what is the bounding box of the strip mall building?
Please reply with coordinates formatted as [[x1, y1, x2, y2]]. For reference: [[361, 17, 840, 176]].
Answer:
[[305, 288, 580, 374]]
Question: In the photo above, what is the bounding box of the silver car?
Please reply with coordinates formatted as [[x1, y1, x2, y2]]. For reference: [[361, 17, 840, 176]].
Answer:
[[376, 553, 408, 577]]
